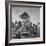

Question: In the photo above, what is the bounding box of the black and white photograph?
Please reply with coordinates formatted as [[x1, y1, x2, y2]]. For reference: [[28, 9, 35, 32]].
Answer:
[[11, 6, 40, 39], [5, 1, 45, 45]]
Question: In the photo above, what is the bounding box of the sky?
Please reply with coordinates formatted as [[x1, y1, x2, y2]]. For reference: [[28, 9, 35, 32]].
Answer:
[[11, 6, 40, 25]]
